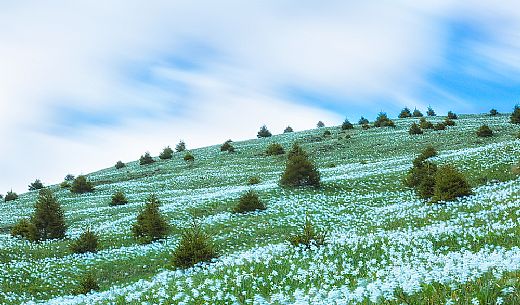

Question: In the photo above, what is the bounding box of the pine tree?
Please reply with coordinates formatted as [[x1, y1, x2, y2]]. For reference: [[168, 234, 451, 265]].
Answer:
[[432, 165, 472, 202], [10, 218, 38, 241], [419, 117, 434, 129], [4, 190, 18, 202], [110, 191, 128, 206], [316, 121, 325, 128], [139, 152, 155, 165], [477, 125, 493, 137], [176, 140, 186, 152], [257, 125, 272, 138], [412, 108, 423, 117], [159, 146, 174, 159], [233, 191, 266, 213], [426, 106, 436, 116], [33, 189, 67, 240], [171, 221, 217, 269], [74, 273, 99, 295], [283, 126, 294, 133], [114, 161, 125, 169], [511, 105, 520, 124], [489, 109, 499, 116], [288, 214, 326, 249], [434, 122, 446, 131], [70, 175, 94, 194], [70, 229, 99, 254], [28, 179, 44, 191], [399, 107, 412, 118], [184, 152, 195, 167], [266, 143, 285, 156], [132, 194, 169, 243], [373, 112, 395, 127], [447, 111, 458, 119], [341, 119, 354, 130], [64, 174, 75, 181], [358, 117, 369, 125], [281, 145, 320, 187], [220, 140, 234, 152], [409, 123, 423, 135]]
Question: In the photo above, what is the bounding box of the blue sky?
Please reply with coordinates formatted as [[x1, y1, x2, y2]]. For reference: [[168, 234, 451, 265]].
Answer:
[[1, 1, 519, 193]]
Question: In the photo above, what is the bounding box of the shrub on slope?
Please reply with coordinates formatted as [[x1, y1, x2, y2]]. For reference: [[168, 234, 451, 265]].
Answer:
[[281, 144, 320, 187], [172, 221, 217, 269], [132, 194, 169, 243]]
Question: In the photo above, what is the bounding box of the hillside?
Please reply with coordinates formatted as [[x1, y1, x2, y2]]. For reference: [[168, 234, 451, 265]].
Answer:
[[1, 113, 520, 304]]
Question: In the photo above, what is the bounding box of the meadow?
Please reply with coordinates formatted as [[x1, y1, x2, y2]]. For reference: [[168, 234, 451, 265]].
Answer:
[[1, 112, 520, 305]]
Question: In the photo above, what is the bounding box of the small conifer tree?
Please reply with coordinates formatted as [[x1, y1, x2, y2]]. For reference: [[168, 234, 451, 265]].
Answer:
[[412, 108, 423, 117], [172, 221, 217, 269], [33, 189, 67, 240], [71, 175, 94, 194], [399, 107, 412, 118], [64, 174, 75, 181], [426, 106, 436, 116], [184, 152, 195, 167], [159, 146, 174, 160], [432, 165, 472, 202], [409, 123, 423, 135], [316, 121, 325, 128], [341, 119, 354, 130], [139, 152, 155, 165], [28, 179, 44, 191], [434, 122, 446, 131], [247, 176, 261, 185], [445, 118, 456, 126], [114, 161, 125, 169], [110, 191, 128, 206], [417, 145, 437, 161], [257, 125, 272, 138], [281, 145, 320, 187], [132, 194, 169, 243], [490, 109, 499, 116], [70, 229, 99, 254], [233, 191, 266, 213], [447, 111, 458, 119], [288, 214, 326, 249], [283, 126, 294, 133], [477, 124, 493, 137], [373, 112, 396, 127], [419, 117, 434, 129], [74, 273, 99, 295], [176, 140, 186, 152], [511, 105, 520, 124], [358, 117, 369, 125], [220, 140, 234, 152], [266, 143, 285, 156], [4, 190, 18, 202], [10, 218, 38, 241]]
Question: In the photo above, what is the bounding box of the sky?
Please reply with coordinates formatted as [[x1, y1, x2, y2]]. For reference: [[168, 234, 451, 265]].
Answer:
[[1, 0, 520, 194]]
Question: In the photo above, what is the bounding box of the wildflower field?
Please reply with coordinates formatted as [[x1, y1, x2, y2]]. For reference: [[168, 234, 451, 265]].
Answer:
[[1, 113, 520, 304]]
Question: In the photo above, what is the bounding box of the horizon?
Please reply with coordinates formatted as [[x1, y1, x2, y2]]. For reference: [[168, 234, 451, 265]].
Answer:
[[2, 1, 520, 193]]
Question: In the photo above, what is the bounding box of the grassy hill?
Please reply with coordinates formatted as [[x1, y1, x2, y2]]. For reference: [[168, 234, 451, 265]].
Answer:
[[1, 113, 520, 304]]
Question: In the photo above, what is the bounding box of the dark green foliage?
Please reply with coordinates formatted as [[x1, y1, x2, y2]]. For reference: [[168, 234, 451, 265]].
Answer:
[[419, 117, 434, 129], [490, 109, 499, 116], [71, 175, 94, 194], [409, 123, 423, 135], [33, 189, 67, 240], [139, 152, 155, 165], [447, 111, 458, 119], [417, 145, 438, 161], [326, 162, 336, 168], [412, 108, 423, 117], [4, 190, 18, 202], [316, 121, 325, 128], [341, 119, 354, 130], [358, 117, 369, 125], [284, 126, 294, 133], [184, 152, 195, 166], [172, 222, 217, 269], [399, 107, 412, 118], [28, 179, 44, 191], [248, 176, 261, 185], [427, 106, 436, 116], [220, 140, 235, 152], [114, 161, 125, 169], [74, 273, 99, 295], [110, 191, 128, 206], [477, 124, 493, 137], [176, 140, 186, 152], [517, 132, 520, 140], [70, 229, 99, 254], [60, 181, 71, 189], [64, 174, 75, 181], [233, 191, 266, 213], [434, 122, 446, 131], [373, 112, 396, 127], [257, 125, 272, 138], [266, 143, 285, 156], [281, 145, 320, 187], [445, 118, 456, 126], [288, 215, 326, 249], [361, 123, 370, 130], [404, 146, 438, 199], [432, 165, 472, 203], [132, 194, 169, 243], [323, 130, 331, 136], [511, 105, 520, 124], [10, 218, 38, 241], [159, 146, 174, 160]]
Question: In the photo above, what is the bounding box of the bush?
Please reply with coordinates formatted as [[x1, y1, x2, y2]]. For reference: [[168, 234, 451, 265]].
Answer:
[[281, 144, 320, 187], [60, 181, 71, 189], [139, 152, 155, 165], [184, 152, 195, 167], [419, 117, 434, 129], [159, 146, 174, 160], [64, 174, 75, 181], [288, 215, 326, 249], [132, 194, 169, 243], [176, 140, 186, 152], [412, 108, 423, 117], [266, 143, 285, 156], [74, 273, 99, 295], [110, 191, 128, 206], [445, 118, 456, 126], [28, 179, 44, 191], [33, 189, 67, 240], [358, 117, 369, 125], [361, 123, 370, 130], [220, 140, 234, 152], [283, 126, 294, 133], [10, 218, 38, 241], [248, 176, 261, 185], [4, 190, 18, 202], [511, 105, 520, 124], [490, 109, 499, 116], [257, 125, 272, 138], [323, 130, 331, 136], [404, 146, 439, 199], [432, 165, 472, 202], [417, 145, 437, 161], [70, 229, 99, 254], [427, 106, 436, 116], [409, 123, 423, 135], [71, 175, 94, 194], [233, 191, 266, 213], [373, 112, 395, 127], [434, 122, 446, 131], [316, 121, 325, 128], [341, 119, 354, 130], [171, 221, 217, 269], [477, 124, 493, 137], [447, 111, 458, 119], [399, 107, 412, 118], [114, 161, 125, 169]]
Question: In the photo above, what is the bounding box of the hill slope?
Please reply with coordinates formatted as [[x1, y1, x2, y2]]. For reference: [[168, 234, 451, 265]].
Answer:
[[1, 113, 520, 304]]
